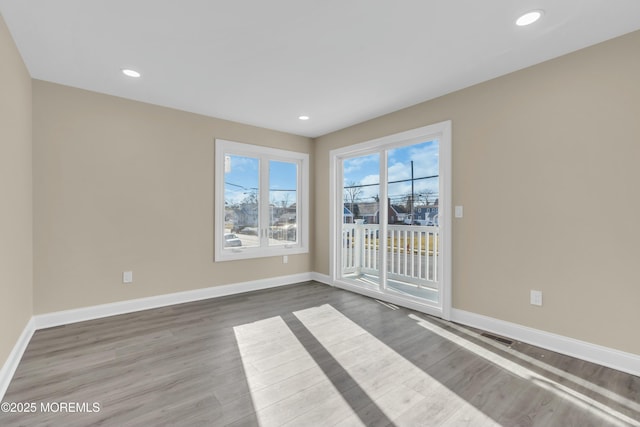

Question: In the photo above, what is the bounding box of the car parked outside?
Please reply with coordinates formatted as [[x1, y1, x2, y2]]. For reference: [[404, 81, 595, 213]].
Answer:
[[224, 233, 242, 247]]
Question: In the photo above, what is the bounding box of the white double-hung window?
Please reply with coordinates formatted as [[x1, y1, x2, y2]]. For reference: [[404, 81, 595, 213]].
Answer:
[[214, 139, 309, 261]]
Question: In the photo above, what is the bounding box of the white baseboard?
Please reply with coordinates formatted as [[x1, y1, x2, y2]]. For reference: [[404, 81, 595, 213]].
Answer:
[[2, 273, 312, 400], [310, 275, 640, 377], [34, 273, 312, 330], [0, 317, 35, 401], [4, 275, 638, 401], [451, 308, 640, 378], [311, 272, 331, 285]]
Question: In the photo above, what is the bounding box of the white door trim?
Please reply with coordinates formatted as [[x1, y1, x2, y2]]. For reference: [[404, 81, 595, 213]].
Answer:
[[329, 120, 452, 319]]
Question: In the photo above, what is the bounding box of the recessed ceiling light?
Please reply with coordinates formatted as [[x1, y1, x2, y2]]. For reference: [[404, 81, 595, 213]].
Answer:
[[298, 115, 310, 121], [122, 68, 141, 78], [516, 10, 543, 26]]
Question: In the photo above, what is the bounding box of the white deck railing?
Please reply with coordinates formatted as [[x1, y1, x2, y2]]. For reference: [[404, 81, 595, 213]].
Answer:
[[342, 220, 439, 286]]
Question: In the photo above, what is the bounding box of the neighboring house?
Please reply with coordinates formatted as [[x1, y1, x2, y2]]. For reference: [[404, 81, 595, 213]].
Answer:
[[277, 212, 297, 225], [229, 203, 297, 230], [391, 204, 408, 224], [269, 204, 298, 226], [356, 202, 379, 224], [414, 199, 439, 225], [343, 206, 354, 223], [343, 202, 405, 224], [228, 203, 259, 230]]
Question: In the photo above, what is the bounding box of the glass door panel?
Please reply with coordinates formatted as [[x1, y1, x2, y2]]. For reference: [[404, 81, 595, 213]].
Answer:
[[386, 141, 440, 303], [341, 153, 381, 291]]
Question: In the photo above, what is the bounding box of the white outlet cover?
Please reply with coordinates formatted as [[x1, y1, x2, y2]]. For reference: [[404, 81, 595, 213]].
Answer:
[[530, 290, 542, 306], [123, 271, 133, 283]]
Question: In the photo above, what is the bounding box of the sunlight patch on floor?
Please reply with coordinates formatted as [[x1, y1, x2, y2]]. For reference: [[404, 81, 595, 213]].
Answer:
[[431, 316, 640, 416], [293, 304, 499, 426], [410, 314, 640, 427], [233, 316, 364, 426]]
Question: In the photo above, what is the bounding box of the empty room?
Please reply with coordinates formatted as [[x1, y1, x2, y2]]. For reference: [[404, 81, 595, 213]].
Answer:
[[1, 1, 639, 426]]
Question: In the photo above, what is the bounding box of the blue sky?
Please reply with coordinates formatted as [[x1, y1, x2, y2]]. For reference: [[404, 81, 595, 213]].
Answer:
[[224, 156, 298, 206], [224, 140, 439, 207], [343, 140, 439, 205]]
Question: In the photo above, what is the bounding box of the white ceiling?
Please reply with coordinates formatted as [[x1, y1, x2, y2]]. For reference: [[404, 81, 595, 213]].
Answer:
[[2, 1, 640, 138]]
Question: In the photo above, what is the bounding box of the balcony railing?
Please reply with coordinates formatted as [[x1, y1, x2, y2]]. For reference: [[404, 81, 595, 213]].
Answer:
[[342, 220, 439, 287]]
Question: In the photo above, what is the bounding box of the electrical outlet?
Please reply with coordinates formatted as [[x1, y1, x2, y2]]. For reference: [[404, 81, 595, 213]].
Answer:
[[530, 290, 542, 306], [123, 271, 133, 284], [283, 255, 288, 264]]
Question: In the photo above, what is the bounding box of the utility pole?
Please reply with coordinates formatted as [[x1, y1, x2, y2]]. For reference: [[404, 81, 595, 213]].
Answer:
[[410, 160, 415, 222]]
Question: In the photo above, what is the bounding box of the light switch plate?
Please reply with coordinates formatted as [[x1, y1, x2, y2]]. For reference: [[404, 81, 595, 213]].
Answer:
[[455, 205, 463, 218]]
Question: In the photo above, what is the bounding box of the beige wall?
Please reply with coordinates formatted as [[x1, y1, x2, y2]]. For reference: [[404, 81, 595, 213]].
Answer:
[[6, 14, 639, 367], [33, 81, 313, 314], [0, 15, 33, 365], [314, 31, 640, 356]]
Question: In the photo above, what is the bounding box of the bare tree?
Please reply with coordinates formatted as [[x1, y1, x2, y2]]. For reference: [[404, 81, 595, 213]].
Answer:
[[416, 190, 434, 207], [344, 181, 363, 219], [280, 192, 291, 209], [241, 190, 258, 206]]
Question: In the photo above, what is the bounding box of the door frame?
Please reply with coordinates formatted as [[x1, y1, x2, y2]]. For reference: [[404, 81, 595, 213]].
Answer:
[[329, 120, 452, 320]]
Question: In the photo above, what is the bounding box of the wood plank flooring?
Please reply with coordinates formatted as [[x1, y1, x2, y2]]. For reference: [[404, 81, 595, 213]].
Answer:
[[1, 281, 638, 426]]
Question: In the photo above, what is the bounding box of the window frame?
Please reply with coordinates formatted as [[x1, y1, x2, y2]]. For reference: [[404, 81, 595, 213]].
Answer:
[[215, 139, 309, 262]]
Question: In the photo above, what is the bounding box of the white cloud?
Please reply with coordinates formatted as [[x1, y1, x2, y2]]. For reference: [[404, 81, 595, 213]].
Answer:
[[408, 142, 439, 176], [342, 141, 440, 204], [226, 155, 258, 174], [343, 153, 379, 175], [225, 188, 248, 205], [388, 161, 411, 182]]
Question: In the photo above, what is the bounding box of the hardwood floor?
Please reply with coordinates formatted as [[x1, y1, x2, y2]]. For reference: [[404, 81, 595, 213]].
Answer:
[[1, 281, 638, 426]]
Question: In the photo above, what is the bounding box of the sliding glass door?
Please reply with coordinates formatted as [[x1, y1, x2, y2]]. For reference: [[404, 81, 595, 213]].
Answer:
[[331, 122, 451, 318]]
